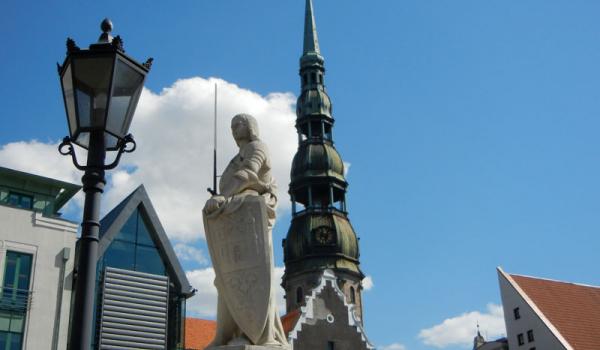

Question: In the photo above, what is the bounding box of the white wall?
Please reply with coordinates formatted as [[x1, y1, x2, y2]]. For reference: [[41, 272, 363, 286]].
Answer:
[[0, 204, 77, 350], [497, 269, 567, 350]]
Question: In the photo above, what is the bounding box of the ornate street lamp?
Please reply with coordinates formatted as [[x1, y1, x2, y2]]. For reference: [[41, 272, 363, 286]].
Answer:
[[56, 18, 152, 350]]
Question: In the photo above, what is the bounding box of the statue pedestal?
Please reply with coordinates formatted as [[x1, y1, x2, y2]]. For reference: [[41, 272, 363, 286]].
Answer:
[[207, 346, 291, 350]]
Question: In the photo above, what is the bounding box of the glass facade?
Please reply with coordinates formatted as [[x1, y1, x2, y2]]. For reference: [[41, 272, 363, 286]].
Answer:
[[100, 208, 165, 275], [0, 252, 33, 350], [94, 206, 186, 349]]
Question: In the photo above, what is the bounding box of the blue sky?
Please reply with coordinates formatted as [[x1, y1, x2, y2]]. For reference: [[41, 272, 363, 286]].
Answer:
[[3, 1, 600, 349]]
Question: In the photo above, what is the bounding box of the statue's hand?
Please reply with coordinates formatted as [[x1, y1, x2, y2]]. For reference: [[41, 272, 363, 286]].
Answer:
[[204, 195, 226, 214]]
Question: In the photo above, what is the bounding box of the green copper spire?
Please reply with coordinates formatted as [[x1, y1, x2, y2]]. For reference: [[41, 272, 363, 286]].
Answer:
[[283, 0, 365, 323], [303, 0, 320, 56]]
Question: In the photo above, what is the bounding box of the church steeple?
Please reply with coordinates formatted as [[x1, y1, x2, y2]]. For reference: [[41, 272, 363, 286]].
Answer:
[[303, 0, 320, 55], [282, 0, 365, 322], [473, 324, 486, 349]]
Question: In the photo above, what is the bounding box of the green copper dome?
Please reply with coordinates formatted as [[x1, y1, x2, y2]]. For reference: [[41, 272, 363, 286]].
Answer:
[[291, 143, 345, 185], [284, 213, 361, 277], [297, 89, 332, 119]]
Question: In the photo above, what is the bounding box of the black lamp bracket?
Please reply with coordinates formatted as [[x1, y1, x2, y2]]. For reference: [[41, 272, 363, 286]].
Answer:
[[58, 134, 136, 171]]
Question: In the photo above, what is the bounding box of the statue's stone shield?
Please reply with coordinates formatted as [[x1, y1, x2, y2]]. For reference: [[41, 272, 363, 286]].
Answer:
[[204, 196, 272, 344]]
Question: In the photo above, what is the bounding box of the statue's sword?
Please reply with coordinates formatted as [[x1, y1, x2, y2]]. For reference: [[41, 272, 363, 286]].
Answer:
[[208, 83, 218, 196]]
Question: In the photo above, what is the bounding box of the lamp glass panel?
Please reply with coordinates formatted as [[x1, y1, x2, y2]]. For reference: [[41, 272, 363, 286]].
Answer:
[[74, 122, 119, 150], [75, 132, 90, 149], [75, 89, 91, 130], [61, 64, 78, 137], [72, 56, 113, 129], [106, 59, 145, 138], [104, 133, 119, 150]]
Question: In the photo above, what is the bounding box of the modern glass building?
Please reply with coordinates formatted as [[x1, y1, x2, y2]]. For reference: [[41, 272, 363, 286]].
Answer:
[[85, 185, 194, 349], [0, 166, 80, 350]]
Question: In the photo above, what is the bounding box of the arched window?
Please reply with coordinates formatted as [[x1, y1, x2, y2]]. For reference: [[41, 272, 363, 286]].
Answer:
[[296, 286, 304, 304], [350, 286, 356, 304]]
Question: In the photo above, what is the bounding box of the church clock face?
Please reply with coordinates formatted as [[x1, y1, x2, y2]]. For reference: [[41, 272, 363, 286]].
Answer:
[[314, 226, 334, 245]]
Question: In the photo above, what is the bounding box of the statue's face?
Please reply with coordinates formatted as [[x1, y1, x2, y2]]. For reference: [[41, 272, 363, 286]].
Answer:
[[231, 117, 249, 142]]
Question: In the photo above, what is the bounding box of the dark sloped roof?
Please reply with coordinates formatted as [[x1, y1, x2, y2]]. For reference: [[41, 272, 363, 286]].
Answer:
[[98, 185, 194, 296], [510, 273, 600, 350]]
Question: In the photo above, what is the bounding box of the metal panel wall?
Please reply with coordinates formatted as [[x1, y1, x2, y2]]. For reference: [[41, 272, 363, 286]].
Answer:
[[99, 267, 169, 349]]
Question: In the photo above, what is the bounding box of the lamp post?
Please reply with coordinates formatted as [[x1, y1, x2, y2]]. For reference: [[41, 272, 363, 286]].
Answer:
[[56, 18, 152, 350]]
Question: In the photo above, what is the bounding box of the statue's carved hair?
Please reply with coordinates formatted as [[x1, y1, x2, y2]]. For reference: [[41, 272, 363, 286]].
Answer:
[[233, 113, 260, 141]]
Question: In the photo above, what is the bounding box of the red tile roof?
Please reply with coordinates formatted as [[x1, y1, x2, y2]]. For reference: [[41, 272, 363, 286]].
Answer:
[[281, 309, 301, 336], [185, 318, 216, 350], [510, 274, 600, 350], [185, 312, 300, 349]]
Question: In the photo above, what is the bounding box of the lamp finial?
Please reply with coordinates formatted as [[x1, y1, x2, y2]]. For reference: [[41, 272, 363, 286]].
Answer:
[[98, 18, 113, 43]]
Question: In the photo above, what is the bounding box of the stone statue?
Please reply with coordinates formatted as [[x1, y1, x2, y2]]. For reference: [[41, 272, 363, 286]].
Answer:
[[203, 114, 289, 349]]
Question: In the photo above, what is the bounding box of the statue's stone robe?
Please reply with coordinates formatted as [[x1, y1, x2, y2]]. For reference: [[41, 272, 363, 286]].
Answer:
[[204, 139, 288, 348]]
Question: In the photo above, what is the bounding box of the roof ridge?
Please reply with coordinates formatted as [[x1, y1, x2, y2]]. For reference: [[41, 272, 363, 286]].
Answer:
[[510, 273, 600, 290]]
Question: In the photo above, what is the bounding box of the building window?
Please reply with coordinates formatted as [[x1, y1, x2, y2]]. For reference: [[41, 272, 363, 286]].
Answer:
[[0, 251, 33, 350], [0, 311, 26, 350], [328, 341, 335, 350], [350, 286, 356, 304], [514, 307, 521, 320], [7, 192, 33, 210], [527, 330, 534, 342], [517, 333, 524, 345]]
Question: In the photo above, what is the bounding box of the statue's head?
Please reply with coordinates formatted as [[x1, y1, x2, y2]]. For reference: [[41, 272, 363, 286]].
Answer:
[[231, 113, 260, 145]]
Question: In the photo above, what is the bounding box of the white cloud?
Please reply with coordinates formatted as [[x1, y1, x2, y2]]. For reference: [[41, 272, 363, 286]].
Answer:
[[106, 77, 297, 241], [0, 140, 85, 214], [0, 140, 79, 183], [418, 303, 506, 348], [185, 267, 218, 318], [173, 243, 208, 266], [185, 265, 287, 319], [362, 275, 374, 291], [343, 161, 351, 177], [0, 77, 297, 242], [379, 343, 407, 350]]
